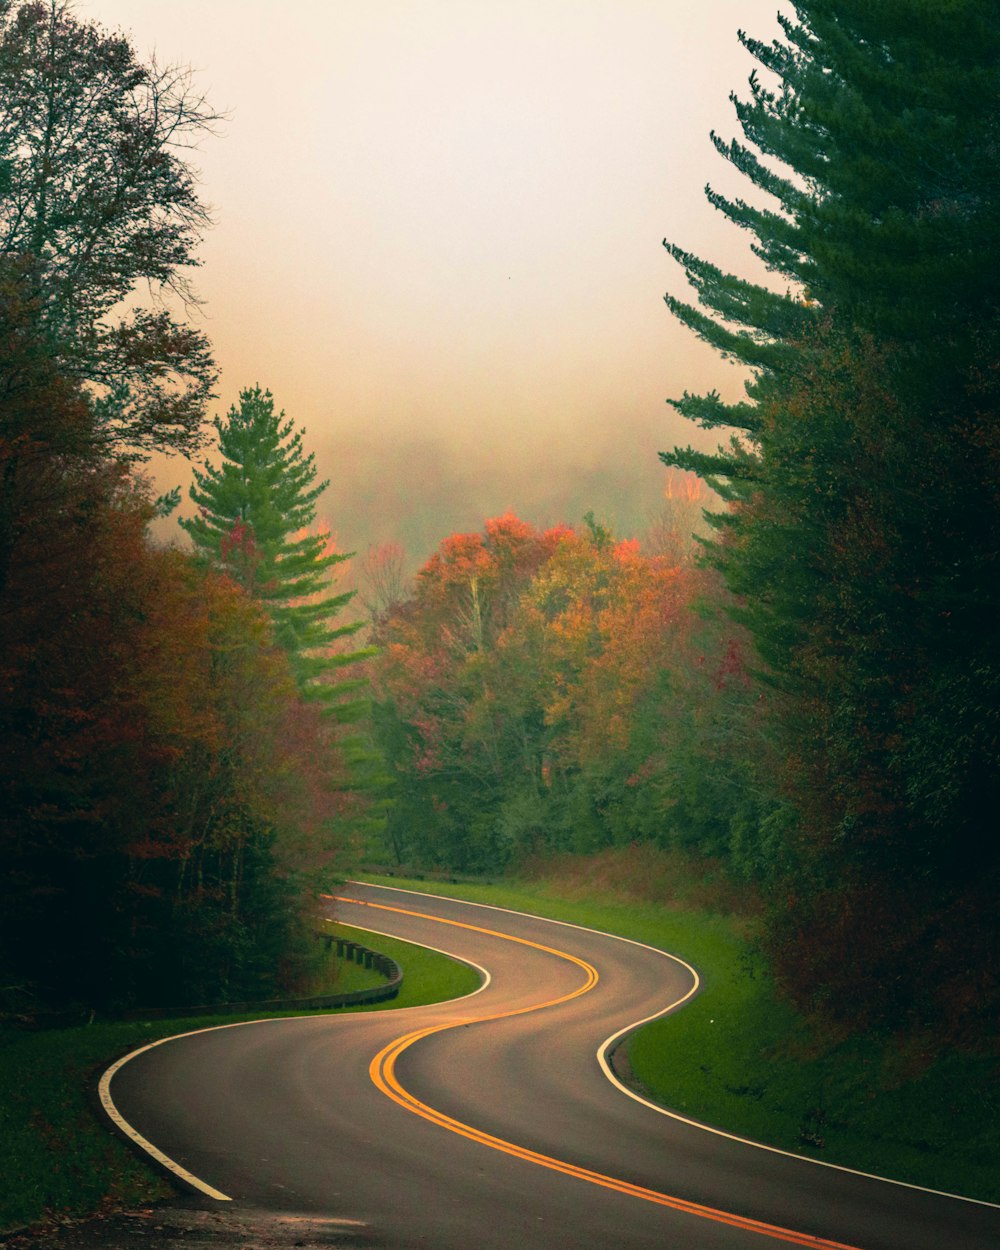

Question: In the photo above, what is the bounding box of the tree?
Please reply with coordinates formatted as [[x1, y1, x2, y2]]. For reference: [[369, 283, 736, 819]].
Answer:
[[0, 0, 220, 457], [0, 448, 335, 1011], [642, 469, 717, 566], [370, 516, 566, 869], [370, 515, 708, 870], [359, 540, 407, 624], [0, 255, 96, 598], [181, 385, 369, 712], [0, 4, 339, 1017], [128, 549, 345, 1007], [660, 2, 1000, 1035], [662, 2, 998, 415]]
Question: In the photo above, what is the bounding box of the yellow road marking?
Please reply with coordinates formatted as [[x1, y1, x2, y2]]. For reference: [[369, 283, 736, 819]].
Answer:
[[334, 894, 866, 1250], [326, 893, 597, 1018]]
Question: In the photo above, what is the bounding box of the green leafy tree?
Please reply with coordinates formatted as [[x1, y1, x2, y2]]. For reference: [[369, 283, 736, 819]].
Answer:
[[0, 6, 337, 1017], [371, 515, 709, 871], [0, 0, 220, 457], [181, 385, 370, 713], [661, 1, 1000, 1035]]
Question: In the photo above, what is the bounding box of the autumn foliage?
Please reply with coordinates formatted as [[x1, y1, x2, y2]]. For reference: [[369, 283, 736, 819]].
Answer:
[[370, 512, 754, 873], [0, 269, 347, 1015]]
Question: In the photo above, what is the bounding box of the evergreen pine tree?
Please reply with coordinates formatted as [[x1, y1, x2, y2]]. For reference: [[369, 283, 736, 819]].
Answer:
[[181, 386, 371, 715], [661, 2, 1000, 1034], [664, 0, 998, 464]]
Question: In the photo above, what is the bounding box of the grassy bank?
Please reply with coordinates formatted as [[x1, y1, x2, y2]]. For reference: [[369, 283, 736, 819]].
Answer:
[[0, 923, 480, 1233], [359, 851, 999, 1205]]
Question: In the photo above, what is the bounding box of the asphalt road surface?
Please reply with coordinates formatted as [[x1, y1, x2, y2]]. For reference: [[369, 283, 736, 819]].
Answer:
[[103, 881, 1000, 1250]]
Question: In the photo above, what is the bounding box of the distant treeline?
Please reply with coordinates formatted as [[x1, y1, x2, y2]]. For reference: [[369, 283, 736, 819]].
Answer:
[[369, 1, 1000, 1048]]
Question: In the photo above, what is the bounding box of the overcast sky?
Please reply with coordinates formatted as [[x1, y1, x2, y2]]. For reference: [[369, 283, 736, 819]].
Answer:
[[82, 0, 786, 566]]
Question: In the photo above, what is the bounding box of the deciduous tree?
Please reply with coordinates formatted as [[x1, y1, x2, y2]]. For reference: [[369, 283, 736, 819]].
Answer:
[[371, 515, 705, 869], [0, 0, 220, 457]]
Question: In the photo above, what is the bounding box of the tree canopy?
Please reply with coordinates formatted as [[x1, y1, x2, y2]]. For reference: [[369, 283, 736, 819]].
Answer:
[[661, 0, 1000, 1034], [182, 385, 370, 712], [0, 11, 351, 1017], [370, 512, 723, 872], [0, 0, 220, 457]]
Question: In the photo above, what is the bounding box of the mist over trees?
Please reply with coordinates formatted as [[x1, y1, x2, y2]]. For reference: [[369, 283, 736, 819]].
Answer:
[[2, 0, 996, 1059], [0, 3, 357, 1014], [366, 1, 999, 1048]]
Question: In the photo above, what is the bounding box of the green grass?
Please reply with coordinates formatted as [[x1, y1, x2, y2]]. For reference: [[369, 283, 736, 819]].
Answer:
[[358, 866, 1000, 1204], [326, 921, 482, 1010], [0, 924, 481, 1232]]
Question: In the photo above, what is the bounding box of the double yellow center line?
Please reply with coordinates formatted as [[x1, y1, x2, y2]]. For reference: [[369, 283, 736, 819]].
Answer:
[[334, 895, 865, 1250]]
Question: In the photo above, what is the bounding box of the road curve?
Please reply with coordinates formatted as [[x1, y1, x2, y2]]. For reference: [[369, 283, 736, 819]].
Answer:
[[103, 881, 1000, 1250]]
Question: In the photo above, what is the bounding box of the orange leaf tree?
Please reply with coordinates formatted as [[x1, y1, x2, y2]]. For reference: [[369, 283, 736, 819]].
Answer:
[[371, 515, 718, 872]]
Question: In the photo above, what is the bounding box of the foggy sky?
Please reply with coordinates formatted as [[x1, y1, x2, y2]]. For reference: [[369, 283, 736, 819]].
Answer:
[[81, 0, 786, 568]]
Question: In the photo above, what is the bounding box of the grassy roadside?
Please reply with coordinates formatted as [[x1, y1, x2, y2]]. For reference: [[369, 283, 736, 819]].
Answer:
[[0, 923, 481, 1233], [358, 858, 1000, 1205], [327, 921, 482, 1009]]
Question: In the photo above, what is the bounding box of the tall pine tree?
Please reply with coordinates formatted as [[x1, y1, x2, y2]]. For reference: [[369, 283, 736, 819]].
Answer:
[[661, 2, 1000, 1035], [181, 386, 370, 716]]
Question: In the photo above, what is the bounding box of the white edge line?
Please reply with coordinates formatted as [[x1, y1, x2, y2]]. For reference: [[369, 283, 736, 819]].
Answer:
[[100, 1024, 240, 1201], [98, 920, 489, 1202], [349, 879, 1000, 1212]]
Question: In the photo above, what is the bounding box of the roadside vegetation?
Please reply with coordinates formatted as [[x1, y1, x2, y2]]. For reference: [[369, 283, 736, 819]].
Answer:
[[365, 0, 999, 1060]]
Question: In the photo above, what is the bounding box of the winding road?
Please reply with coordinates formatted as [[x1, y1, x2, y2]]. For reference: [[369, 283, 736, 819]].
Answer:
[[102, 881, 1000, 1249]]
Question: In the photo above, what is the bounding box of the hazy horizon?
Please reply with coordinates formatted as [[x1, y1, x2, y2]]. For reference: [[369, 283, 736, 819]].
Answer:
[[81, 0, 787, 569]]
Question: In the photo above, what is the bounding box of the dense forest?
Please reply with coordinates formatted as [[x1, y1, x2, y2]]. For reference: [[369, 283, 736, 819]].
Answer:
[[0, 0, 370, 1012], [368, 0, 1000, 1046], [2, 0, 997, 1063]]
